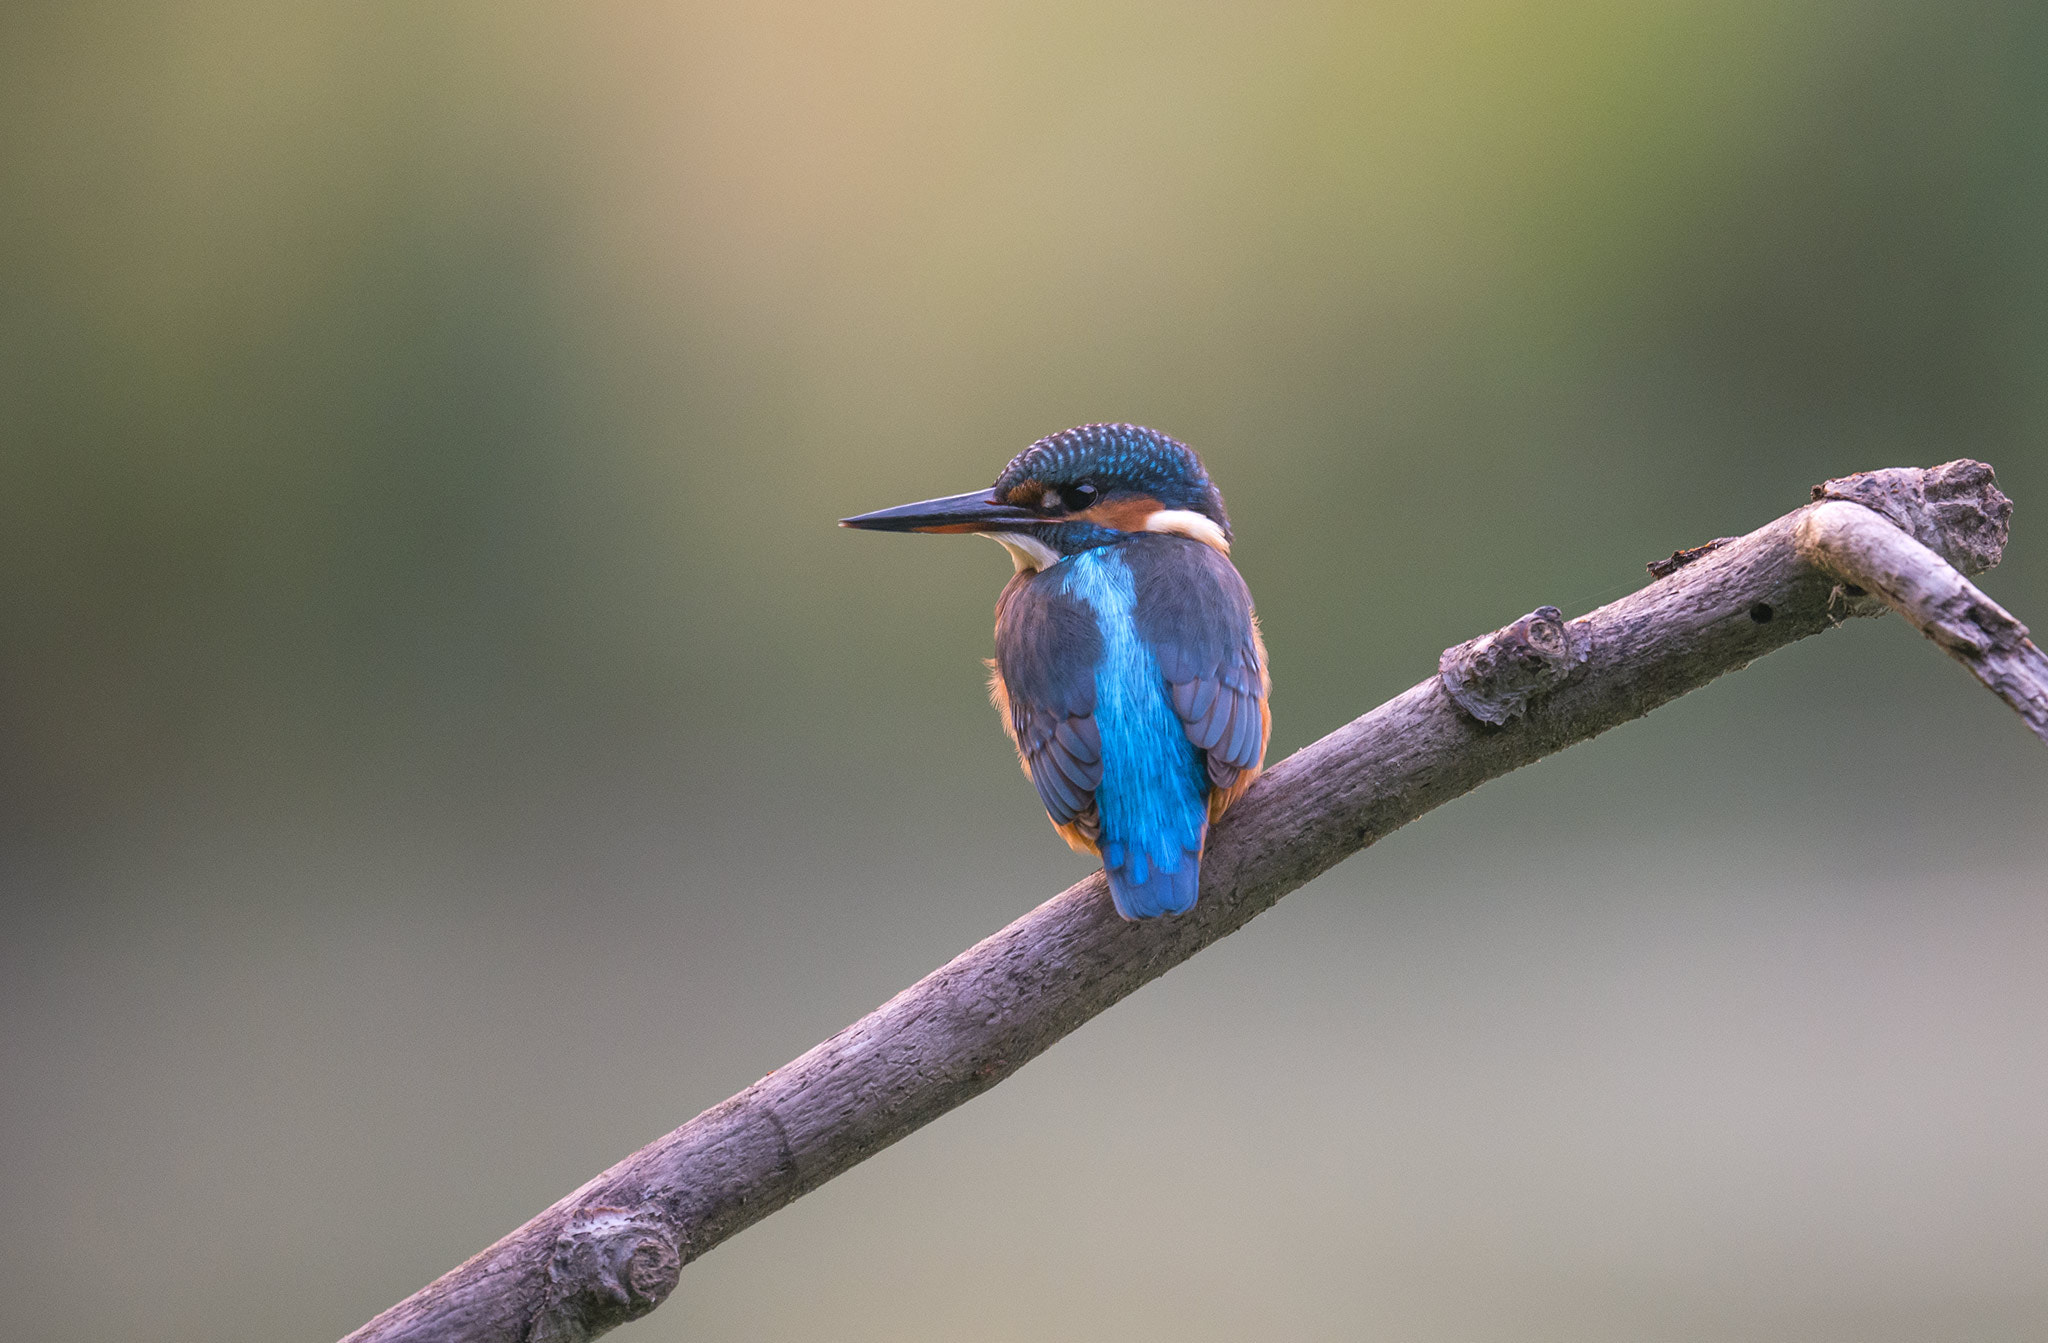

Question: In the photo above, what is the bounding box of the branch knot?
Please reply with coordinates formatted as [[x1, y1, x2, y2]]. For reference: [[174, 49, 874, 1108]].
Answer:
[[530, 1205, 682, 1343], [1812, 459, 2011, 575], [1438, 605, 1591, 725]]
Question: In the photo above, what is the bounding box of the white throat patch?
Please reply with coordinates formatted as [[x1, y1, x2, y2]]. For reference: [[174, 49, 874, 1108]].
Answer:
[[983, 530, 1061, 573]]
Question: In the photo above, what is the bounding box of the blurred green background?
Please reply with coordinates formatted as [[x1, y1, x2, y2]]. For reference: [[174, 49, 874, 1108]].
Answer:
[[4, 2, 2047, 1340]]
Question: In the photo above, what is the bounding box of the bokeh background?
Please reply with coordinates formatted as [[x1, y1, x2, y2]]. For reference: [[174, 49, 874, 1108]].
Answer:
[[5, 2, 2048, 1340]]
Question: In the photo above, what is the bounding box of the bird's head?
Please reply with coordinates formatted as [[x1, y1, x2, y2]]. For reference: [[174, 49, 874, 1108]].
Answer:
[[840, 423, 1231, 573]]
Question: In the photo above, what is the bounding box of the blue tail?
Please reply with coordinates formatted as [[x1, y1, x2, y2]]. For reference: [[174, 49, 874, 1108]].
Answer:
[[1101, 837, 1204, 920]]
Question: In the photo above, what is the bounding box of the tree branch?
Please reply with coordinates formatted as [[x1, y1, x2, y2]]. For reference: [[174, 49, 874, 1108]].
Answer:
[[1797, 463, 2046, 740], [344, 461, 2037, 1343]]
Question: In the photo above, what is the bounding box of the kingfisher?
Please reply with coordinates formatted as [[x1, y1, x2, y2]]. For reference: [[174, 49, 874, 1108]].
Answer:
[[841, 423, 1270, 920]]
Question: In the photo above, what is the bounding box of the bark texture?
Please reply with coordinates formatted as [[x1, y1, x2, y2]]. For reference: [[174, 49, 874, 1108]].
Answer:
[[1796, 501, 2048, 742], [345, 461, 2034, 1343]]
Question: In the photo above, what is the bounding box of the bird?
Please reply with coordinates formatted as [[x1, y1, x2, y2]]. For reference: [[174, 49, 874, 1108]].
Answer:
[[841, 423, 1270, 920]]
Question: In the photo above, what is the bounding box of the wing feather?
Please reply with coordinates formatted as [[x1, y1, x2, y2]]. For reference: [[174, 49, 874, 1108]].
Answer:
[[1127, 535, 1272, 821], [1054, 717, 1100, 765], [992, 568, 1104, 846]]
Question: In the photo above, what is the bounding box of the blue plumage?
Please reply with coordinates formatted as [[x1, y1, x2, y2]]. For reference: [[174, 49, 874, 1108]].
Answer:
[[1056, 547, 1209, 918], [842, 424, 1270, 921]]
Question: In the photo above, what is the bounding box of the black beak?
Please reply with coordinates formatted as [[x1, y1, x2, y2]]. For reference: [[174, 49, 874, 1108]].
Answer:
[[839, 488, 1041, 534]]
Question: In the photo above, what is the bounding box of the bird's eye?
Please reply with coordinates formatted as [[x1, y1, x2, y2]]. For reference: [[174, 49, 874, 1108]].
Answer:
[[1059, 481, 1099, 512]]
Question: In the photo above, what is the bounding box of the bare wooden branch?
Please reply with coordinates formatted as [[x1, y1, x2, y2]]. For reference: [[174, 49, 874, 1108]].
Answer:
[[344, 461, 2037, 1343], [1796, 501, 2048, 742]]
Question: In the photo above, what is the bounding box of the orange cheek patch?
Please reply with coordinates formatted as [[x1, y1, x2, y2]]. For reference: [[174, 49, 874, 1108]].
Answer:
[[1076, 496, 1162, 532]]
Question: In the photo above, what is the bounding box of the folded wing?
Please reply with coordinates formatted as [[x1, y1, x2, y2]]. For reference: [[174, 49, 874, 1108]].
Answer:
[[1130, 535, 1272, 820], [990, 569, 1105, 851]]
